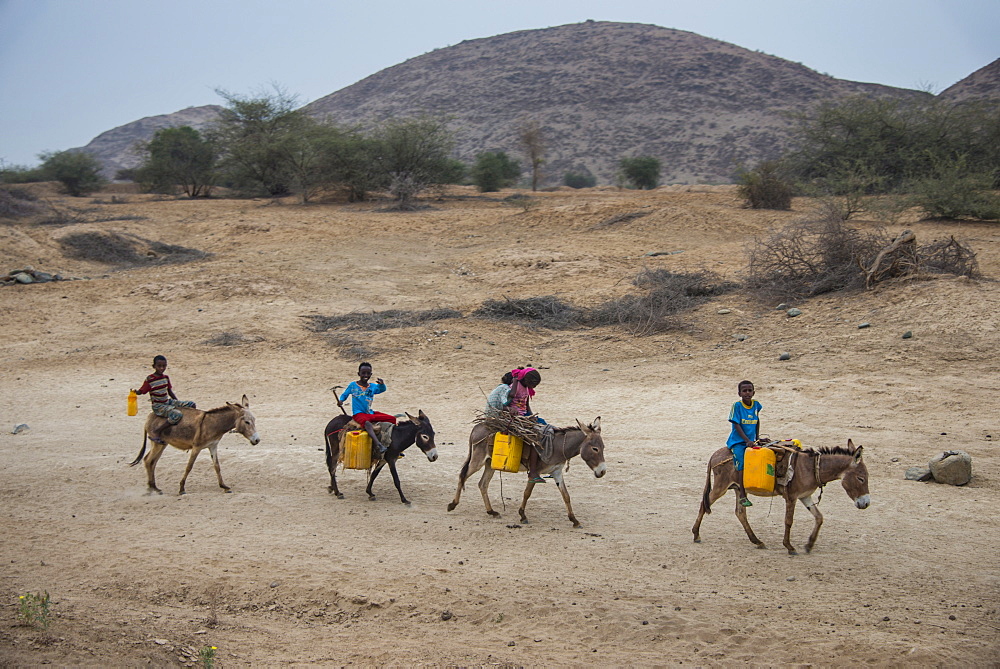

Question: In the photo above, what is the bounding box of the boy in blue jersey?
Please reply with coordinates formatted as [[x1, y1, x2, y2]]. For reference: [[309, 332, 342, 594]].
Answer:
[[727, 380, 762, 507]]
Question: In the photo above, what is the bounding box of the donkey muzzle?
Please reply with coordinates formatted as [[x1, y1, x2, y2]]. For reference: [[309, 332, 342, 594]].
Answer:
[[854, 494, 870, 509], [592, 462, 607, 478], [425, 448, 439, 462]]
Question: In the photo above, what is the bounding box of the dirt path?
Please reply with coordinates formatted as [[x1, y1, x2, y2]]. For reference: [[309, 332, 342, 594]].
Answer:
[[1, 186, 998, 666]]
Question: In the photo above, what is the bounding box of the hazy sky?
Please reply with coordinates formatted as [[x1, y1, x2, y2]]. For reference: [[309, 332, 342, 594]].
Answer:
[[1, 0, 997, 167]]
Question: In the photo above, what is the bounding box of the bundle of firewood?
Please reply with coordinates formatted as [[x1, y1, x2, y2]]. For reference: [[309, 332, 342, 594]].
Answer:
[[473, 412, 545, 446]]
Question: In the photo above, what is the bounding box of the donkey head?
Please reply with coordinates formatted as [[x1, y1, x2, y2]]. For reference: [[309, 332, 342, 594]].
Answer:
[[405, 410, 437, 462], [228, 394, 261, 445], [575, 416, 606, 478], [841, 439, 870, 509]]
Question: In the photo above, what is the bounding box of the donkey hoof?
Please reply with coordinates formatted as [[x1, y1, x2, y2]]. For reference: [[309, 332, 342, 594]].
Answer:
[[755, 543, 767, 550], [693, 538, 702, 544], [787, 549, 798, 556], [447, 502, 457, 512], [487, 510, 500, 517], [367, 496, 377, 502], [223, 488, 233, 494], [336, 493, 345, 500]]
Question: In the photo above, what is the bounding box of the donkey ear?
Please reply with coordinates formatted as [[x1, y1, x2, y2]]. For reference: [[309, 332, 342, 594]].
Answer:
[[847, 438, 854, 449], [405, 411, 419, 424], [418, 409, 428, 420], [242, 394, 250, 408], [592, 416, 601, 432], [576, 419, 589, 433], [852, 444, 864, 462]]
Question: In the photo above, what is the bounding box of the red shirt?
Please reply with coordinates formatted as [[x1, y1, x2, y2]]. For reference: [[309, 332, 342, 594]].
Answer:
[[138, 373, 172, 404]]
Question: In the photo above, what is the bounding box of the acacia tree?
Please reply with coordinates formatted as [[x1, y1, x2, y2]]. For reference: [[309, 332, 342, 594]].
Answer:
[[39, 150, 106, 196], [372, 117, 456, 209], [518, 120, 545, 191], [135, 126, 217, 197], [209, 86, 303, 197]]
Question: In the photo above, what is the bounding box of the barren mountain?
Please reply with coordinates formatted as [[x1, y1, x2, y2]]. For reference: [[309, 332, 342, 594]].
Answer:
[[80, 22, 996, 185], [939, 58, 1000, 102], [80, 105, 223, 178], [304, 21, 929, 184]]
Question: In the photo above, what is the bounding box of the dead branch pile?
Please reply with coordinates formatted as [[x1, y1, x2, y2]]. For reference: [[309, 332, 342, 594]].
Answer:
[[473, 411, 545, 446]]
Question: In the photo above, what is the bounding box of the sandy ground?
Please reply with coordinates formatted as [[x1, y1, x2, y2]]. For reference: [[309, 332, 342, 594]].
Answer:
[[1, 184, 999, 667]]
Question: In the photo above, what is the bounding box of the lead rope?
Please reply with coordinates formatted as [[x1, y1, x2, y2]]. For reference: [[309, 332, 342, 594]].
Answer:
[[813, 452, 825, 506]]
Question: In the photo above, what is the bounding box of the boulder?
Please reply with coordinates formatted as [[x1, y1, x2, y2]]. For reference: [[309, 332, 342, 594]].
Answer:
[[929, 450, 972, 486], [905, 466, 932, 481]]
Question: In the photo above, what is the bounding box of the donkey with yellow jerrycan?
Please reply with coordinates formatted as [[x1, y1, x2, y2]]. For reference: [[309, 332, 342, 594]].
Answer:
[[692, 439, 871, 555]]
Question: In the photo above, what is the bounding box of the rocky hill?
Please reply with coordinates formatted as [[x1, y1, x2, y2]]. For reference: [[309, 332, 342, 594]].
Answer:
[[80, 21, 998, 185], [939, 58, 1000, 102], [80, 105, 223, 178], [304, 21, 929, 184]]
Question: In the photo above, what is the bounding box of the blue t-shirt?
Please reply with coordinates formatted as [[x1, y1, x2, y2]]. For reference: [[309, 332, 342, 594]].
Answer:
[[727, 400, 762, 448], [339, 381, 386, 415]]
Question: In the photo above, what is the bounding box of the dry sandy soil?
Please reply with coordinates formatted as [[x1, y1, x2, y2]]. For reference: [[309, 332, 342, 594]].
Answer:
[[1, 184, 998, 667]]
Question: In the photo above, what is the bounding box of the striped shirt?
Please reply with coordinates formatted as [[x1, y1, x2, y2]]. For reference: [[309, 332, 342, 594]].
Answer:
[[138, 373, 172, 405]]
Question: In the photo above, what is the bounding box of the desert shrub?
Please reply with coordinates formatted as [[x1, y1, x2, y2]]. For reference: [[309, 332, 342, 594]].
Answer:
[[0, 188, 41, 218], [0, 164, 45, 184], [471, 151, 521, 192], [587, 269, 737, 335], [908, 158, 1000, 220], [563, 170, 597, 188], [58, 232, 206, 265], [304, 307, 461, 332], [745, 217, 885, 299], [737, 161, 793, 210], [618, 156, 661, 190], [39, 150, 107, 196], [472, 296, 581, 330]]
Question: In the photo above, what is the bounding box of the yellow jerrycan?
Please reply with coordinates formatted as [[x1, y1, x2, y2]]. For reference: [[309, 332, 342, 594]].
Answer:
[[491, 433, 524, 473], [343, 430, 373, 470], [743, 446, 776, 494], [127, 390, 138, 417]]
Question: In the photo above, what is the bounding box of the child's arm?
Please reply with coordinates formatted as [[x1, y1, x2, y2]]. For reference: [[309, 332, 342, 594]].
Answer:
[[338, 384, 354, 403], [136, 378, 151, 395], [373, 378, 386, 394], [732, 422, 755, 447]]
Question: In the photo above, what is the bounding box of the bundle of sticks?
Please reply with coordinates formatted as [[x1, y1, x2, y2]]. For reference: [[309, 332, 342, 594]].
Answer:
[[473, 411, 545, 446]]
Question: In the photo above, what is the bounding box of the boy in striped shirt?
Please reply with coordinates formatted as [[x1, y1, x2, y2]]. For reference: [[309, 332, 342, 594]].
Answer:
[[134, 355, 196, 444]]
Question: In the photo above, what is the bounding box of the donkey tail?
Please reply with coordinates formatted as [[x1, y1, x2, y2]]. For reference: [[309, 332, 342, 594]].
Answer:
[[129, 433, 148, 467], [701, 460, 714, 515]]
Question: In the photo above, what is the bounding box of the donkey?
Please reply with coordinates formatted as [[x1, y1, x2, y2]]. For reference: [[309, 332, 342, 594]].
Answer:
[[128, 395, 260, 495], [447, 418, 606, 527], [323, 410, 437, 504], [692, 439, 871, 554]]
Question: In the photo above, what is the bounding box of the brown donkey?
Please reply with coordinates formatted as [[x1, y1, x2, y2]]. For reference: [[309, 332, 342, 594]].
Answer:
[[692, 440, 870, 554], [447, 418, 606, 527], [129, 395, 260, 495]]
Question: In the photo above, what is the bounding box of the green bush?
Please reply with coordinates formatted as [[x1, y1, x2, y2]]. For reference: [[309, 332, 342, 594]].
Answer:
[[618, 156, 661, 190], [471, 151, 521, 192], [737, 161, 793, 209], [563, 170, 597, 188], [909, 157, 1000, 220], [39, 150, 106, 196]]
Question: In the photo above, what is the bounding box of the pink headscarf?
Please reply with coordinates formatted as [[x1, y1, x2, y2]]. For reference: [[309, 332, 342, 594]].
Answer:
[[510, 367, 537, 396]]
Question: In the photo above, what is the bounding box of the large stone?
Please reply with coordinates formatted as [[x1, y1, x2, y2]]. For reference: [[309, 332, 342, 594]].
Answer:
[[905, 466, 932, 481], [929, 450, 972, 486]]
